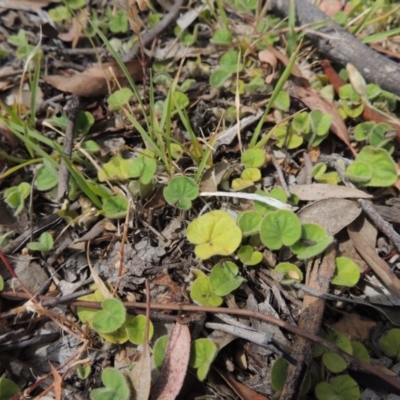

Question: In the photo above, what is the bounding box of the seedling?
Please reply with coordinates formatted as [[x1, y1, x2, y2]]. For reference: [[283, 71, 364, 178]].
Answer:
[[231, 167, 261, 191], [353, 121, 394, 153], [7, 29, 34, 59], [210, 29, 233, 45], [209, 50, 243, 88], [290, 224, 333, 260], [237, 211, 263, 236], [76, 364, 91, 380], [260, 210, 302, 250], [331, 257, 360, 287], [106, 9, 129, 34], [90, 368, 130, 400], [272, 262, 303, 285], [91, 298, 126, 334], [163, 176, 199, 210], [237, 245, 263, 266], [312, 163, 341, 185], [241, 148, 266, 168], [379, 328, 400, 361], [345, 146, 397, 187], [186, 210, 242, 259], [27, 232, 54, 255], [189, 338, 218, 381], [107, 88, 133, 110], [4, 182, 31, 215], [35, 161, 59, 191], [190, 261, 245, 306]]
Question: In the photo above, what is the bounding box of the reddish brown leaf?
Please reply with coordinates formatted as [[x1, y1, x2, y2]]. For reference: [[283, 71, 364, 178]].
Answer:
[[129, 343, 152, 400], [150, 323, 191, 400], [44, 60, 144, 97]]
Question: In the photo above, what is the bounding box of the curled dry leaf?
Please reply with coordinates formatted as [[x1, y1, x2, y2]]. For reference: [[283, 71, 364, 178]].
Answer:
[[258, 49, 278, 84], [44, 60, 144, 97], [150, 323, 191, 400]]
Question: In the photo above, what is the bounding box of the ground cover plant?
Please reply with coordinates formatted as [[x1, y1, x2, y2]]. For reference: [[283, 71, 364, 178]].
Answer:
[[1, 0, 400, 399]]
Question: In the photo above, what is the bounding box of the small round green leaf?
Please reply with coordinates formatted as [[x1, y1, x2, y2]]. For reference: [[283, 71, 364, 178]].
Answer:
[[315, 375, 360, 400], [354, 122, 375, 141], [220, 50, 243, 73], [189, 338, 218, 381], [271, 357, 288, 393], [102, 196, 128, 219], [291, 224, 333, 260], [345, 161, 372, 183], [91, 298, 126, 334], [163, 176, 199, 210], [36, 163, 58, 191], [153, 335, 169, 370], [352, 341, 370, 363], [90, 368, 130, 400], [331, 257, 360, 287], [260, 210, 301, 250], [210, 69, 232, 88], [125, 315, 154, 345], [210, 261, 245, 296], [237, 211, 262, 236], [186, 210, 242, 259], [322, 352, 347, 373], [379, 328, 400, 361], [128, 155, 157, 185], [272, 91, 290, 111], [190, 276, 223, 307], [210, 29, 233, 45], [107, 88, 133, 109], [273, 262, 303, 285], [237, 245, 263, 266], [241, 148, 266, 168], [76, 364, 91, 380]]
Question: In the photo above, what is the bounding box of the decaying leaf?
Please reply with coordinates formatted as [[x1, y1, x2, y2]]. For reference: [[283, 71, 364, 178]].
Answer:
[[44, 60, 144, 97], [150, 323, 191, 400], [290, 184, 372, 201], [129, 342, 152, 400]]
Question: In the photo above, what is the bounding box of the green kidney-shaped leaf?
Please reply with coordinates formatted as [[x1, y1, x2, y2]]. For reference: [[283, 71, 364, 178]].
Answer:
[[272, 91, 290, 111], [345, 161, 372, 183], [0, 378, 20, 400], [189, 338, 218, 381], [355, 146, 397, 187], [241, 148, 265, 168], [128, 155, 157, 185], [186, 210, 242, 259], [90, 368, 130, 400], [237, 211, 262, 236], [322, 352, 348, 373], [107, 88, 133, 109], [163, 176, 199, 210], [36, 163, 58, 191], [210, 69, 232, 88], [352, 341, 370, 363], [379, 328, 400, 361], [98, 156, 132, 182], [102, 196, 128, 219], [190, 276, 223, 307], [125, 315, 154, 345], [260, 210, 301, 250], [91, 298, 126, 334], [354, 121, 375, 141], [315, 375, 360, 400], [220, 50, 243, 73], [271, 357, 288, 393], [273, 262, 303, 285], [237, 245, 263, 266], [331, 257, 360, 287], [153, 335, 169, 370], [210, 261, 245, 296], [291, 223, 333, 260], [210, 29, 233, 45]]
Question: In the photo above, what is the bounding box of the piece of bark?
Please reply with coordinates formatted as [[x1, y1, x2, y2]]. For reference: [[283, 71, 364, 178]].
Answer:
[[279, 243, 336, 400], [267, 0, 400, 96]]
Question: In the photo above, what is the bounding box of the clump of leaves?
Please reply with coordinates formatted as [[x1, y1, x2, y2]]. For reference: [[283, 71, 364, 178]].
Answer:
[[186, 210, 242, 259], [190, 261, 245, 307], [209, 50, 243, 88], [7, 29, 34, 59], [4, 182, 31, 215], [27, 232, 54, 255]]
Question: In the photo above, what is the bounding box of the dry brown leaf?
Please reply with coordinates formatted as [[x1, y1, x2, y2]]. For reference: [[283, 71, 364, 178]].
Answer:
[[129, 342, 152, 400], [348, 217, 400, 299], [199, 162, 233, 192], [58, 9, 88, 48], [290, 184, 372, 201], [150, 323, 191, 400], [287, 79, 356, 155], [0, 0, 50, 10], [44, 61, 144, 97], [332, 314, 376, 342], [258, 49, 278, 84]]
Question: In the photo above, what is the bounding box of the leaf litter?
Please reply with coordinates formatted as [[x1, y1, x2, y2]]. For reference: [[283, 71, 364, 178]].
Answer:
[[1, 0, 400, 399]]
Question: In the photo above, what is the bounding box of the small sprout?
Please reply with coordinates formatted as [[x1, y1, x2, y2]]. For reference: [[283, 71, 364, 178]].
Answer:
[[273, 122, 303, 149], [209, 261, 245, 296], [237, 211, 263, 236], [322, 352, 348, 373], [153, 335, 169, 370], [231, 167, 261, 191], [260, 210, 302, 250], [91, 298, 126, 334], [90, 368, 130, 400], [312, 163, 341, 185], [291, 223, 333, 260], [186, 210, 242, 259], [163, 176, 199, 210], [272, 262, 303, 285], [76, 364, 91, 380], [305, 110, 332, 146], [102, 196, 128, 219], [27, 232, 54, 254], [4, 182, 31, 215], [209, 50, 243, 88], [237, 245, 263, 266], [128, 155, 157, 185], [315, 375, 360, 400], [331, 257, 360, 287], [379, 328, 400, 361], [107, 88, 133, 110], [190, 276, 223, 307], [108, 10, 129, 33], [189, 338, 218, 381], [125, 315, 154, 345], [350, 146, 397, 187], [241, 148, 266, 168], [210, 29, 233, 45], [0, 378, 20, 400], [36, 162, 59, 191], [75, 111, 95, 136]]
